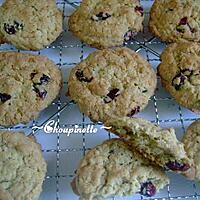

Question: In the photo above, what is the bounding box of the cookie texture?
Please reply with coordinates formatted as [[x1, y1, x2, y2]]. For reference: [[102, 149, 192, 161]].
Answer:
[[0, 131, 47, 200], [182, 120, 200, 181], [72, 139, 169, 200], [149, 0, 200, 43], [69, 0, 144, 49], [0, 0, 63, 50], [0, 52, 62, 126], [158, 42, 200, 113], [105, 117, 191, 172], [68, 48, 157, 123]]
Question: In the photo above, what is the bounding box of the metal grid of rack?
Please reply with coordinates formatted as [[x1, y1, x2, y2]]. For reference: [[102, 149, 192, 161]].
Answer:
[[0, 0, 200, 199]]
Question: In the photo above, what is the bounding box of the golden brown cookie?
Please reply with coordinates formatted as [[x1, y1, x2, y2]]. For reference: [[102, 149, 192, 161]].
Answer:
[[0, 0, 63, 50], [0, 52, 62, 126], [158, 42, 200, 113], [68, 48, 157, 123], [69, 0, 144, 49], [0, 131, 47, 200], [149, 0, 200, 43], [72, 139, 169, 200], [105, 116, 191, 172]]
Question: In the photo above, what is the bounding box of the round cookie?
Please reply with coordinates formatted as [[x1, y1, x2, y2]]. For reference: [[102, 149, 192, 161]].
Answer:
[[0, 52, 62, 126], [68, 47, 157, 123], [149, 0, 200, 43], [104, 116, 191, 172], [69, 0, 144, 49], [182, 120, 200, 181], [0, 0, 63, 50], [72, 139, 169, 200], [158, 42, 200, 113], [0, 131, 47, 200]]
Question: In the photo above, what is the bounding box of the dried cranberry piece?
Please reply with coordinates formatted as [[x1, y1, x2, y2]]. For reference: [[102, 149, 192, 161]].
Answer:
[[104, 88, 120, 103], [0, 93, 11, 103], [91, 12, 111, 21], [33, 85, 47, 100], [107, 88, 120, 98], [38, 89, 47, 100], [40, 74, 50, 85], [127, 106, 140, 117], [172, 69, 193, 90], [30, 72, 37, 80], [172, 75, 186, 90], [166, 161, 190, 172], [4, 24, 16, 35], [179, 17, 188, 25], [124, 30, 136, 42], [75, 70, 93, 83], [135, 6, 144, 16], [141, 182, 156, 197], [176, 17, 188, 33], [176, 17, 197, 33], [31, 74, 50, 100], [31, 73, 50, 85], [4, 21, 23, 35]]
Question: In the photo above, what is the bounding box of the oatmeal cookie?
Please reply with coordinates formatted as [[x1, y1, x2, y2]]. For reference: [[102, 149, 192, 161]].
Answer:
[[68, 48, 157, 123]]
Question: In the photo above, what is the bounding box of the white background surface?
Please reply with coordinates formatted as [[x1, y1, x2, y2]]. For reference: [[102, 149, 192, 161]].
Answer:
[[0, 0, 200, 200]]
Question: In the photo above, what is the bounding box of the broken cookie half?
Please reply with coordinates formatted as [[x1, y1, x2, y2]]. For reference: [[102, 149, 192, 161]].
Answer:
[[104, 117, 191, 173]]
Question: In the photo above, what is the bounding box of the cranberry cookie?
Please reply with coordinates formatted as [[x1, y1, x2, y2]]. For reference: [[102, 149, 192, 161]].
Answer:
[[71, 139, 169, 199], [158, 42, 200, 113], [149, 0, 200, 43], [0, 52, 62, 126], [67, 48, 157, 123], [0, 0, 63, 50], [105, 117, 191, 172], [69, 0, 144, 49], [0, 131, 47, 200]]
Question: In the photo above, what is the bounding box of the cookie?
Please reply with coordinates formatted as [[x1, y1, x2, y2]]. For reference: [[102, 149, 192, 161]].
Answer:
[[68, 48, 157, 123], [0, 52, 62, 126], [149, 0, 200, 43], [182, 120, 200, 181], [158, 42, 200, 113], [69, 0, 144, 49], [71, 139, 169, 200], [0, 0, 63, 50], [0, 131, 47, 200], [104, 117, 191, 172]]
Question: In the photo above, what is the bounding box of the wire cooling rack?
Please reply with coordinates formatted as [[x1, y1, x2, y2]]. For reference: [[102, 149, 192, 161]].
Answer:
[[0, 0, 200, 200]]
